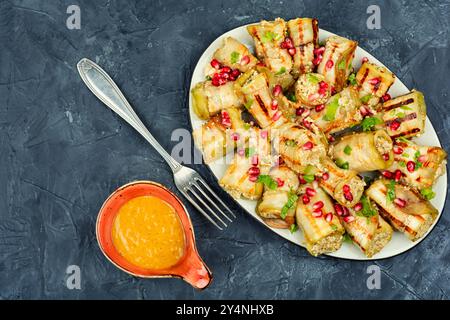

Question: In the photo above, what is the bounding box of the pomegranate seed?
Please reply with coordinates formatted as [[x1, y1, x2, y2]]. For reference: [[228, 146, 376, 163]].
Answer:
[[343, 185, 351, 193], [418, 155, 427, 163], [393, 146, 403, 154], [331, 86, 336, 95], [368, 77, 381, 85], [302, 119, 312, 129], [237, 148, 245, 156], [315, 104, 325, 112], [328, 135, 335, 143], [210, 59, 221, 69], [319, 81, 328, 89], [298, 175, 307, 184], [282, 37, 294, 49], [221, 66, 231, 74], [211, 78, 220, 86], [383, 153, 390, 161], [325, 213, 333, 222], [342, 206, 350, 217], [313, 55, 323, 65], [277, 156, 284, 165], [343, 215, 355, 223], [240, 55, 250, 65], [288, 48, 296, 56], [301, 108, 311, 117], [260, 130, 268, 139], [231, 132, 240, 141], [322, 172, 329, 181], [390, 120, 401, 131], [228, 74, 237, 81], [313, 47, 325, 55], [249, 175, 258, 182], [302, 141, 314, 150], [312, 210, 323, 218], [362, 57, 369, 63], [218, 77, 227, 85], [344, 192, 353, 202], [221, 118, 231, 127], [334, 204, 344, 216], [353, 203, 363, 212], [407, 161, 415, 172], [248, 167, 260, 176], [318, 87, 327, 96], [382, 171, 393, 179], [271, 100, 278, 110], [382, 93, 391, 102], [272, 111, 282, 121], [394, 198, 407, 208], [272, 85, 282, 97], [296, 108, 305, 116], [306, 187, 316, 197], [312, 201, 324, 211], [256, 61, 265, 67], [251, 155, 259, 166], [276, 178, 285, 187], [221, 72, 230, 80], [325, 59, 334, 69], [302, 195, 310, 204], [394, 169, 402, 182], [231, 69, 240, 78]]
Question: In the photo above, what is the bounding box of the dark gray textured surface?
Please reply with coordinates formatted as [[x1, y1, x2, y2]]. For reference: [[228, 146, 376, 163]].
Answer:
[[0, 0, 449, 299]]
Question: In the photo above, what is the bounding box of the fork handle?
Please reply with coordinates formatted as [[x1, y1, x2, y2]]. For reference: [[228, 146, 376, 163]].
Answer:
[[77, 58, 181, 172]]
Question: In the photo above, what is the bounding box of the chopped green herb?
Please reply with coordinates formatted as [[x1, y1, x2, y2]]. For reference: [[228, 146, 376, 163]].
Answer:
[[348, 73, 357, 85], [289, 223, 299, 233], [281, 191, 298, 219], [286, 92, 297, 102], [304, 165, 317, 175], [386, 180, 396, 203], [244, 99, 253, 110], [396, 137, 411, 144], [338, 59, 346, 70], [245, 147, 255, 158], [400, 105, 412, 110], [360, 94, 373, 104], [402, 153, 410, 158], [261, 31, 280, 43], [361, 116, 383, 131], [398, 161, 406, 167], [285, 139, 297, 147], [303, 174, 315, 183], [205, 75, 212, 80], [323, 94, 340, 121], [343, 233, 353, 243], [344, 145, 352, 155], [230, 51, 240, 64], [335, 158, 349, 170], [357, 195, 377, 218], [307, 73, 320, 84], [414, 150, 423, 170], [257, 175, 278, 190], [395, 112, 406, 119], [420, 187, 436, 200], [275, 67, 286, 75]]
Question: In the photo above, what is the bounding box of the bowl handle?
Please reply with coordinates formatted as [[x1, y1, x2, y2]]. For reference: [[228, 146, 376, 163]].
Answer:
[[180, 254, 212, 290]]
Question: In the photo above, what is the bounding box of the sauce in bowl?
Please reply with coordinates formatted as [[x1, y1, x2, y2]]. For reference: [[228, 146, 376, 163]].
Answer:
[[112, 196, 185, 270]]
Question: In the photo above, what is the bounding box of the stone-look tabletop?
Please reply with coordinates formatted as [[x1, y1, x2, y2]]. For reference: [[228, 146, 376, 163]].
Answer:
[[0, 0, 449, 299]]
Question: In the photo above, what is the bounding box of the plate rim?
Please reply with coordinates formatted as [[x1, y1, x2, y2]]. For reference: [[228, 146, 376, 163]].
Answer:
[[187, 23, 448, 261]]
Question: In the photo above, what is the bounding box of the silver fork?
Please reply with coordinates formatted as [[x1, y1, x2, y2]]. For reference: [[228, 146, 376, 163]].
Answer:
[[77, 58, 235, 230]]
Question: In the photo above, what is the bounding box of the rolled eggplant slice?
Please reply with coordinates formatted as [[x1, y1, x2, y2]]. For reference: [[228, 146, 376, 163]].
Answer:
[[191, 80, 242, 120], [239, 70, 287, 128], [286, 18, 319, 76], [355, 62, 395, 110], [256, 166, 300, 228], [208, 37, 258, 74], [273, 123, 328, 173], [317, 35, 357, 92], [256, 65, 295, 91], [296, 183, 344, 256], [385, 139, 447, 190], [337, 198, 393, 258], [366, 179, 438, 241], [309, 86, 363, 134], [247, 18, 293, 74], [330, 129, 394, 172], [295, 73, 331, 107], [318, 158, 366, 207], [376, 90, 426, 139], [193, 108, 247, 163]]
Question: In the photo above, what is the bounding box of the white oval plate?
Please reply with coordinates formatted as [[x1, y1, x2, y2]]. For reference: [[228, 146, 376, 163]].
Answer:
[[188, 25, 447, 260]]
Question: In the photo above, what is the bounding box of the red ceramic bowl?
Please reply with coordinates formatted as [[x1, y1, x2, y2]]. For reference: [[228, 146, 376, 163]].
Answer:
[[96, 181, 212, 289]]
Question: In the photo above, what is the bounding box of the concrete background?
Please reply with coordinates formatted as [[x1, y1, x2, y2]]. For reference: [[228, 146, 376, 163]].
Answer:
[[0, 0, 449, 299]]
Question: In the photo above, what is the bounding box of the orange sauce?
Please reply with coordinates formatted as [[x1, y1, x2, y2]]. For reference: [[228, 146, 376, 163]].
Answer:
[[112, 196, 185, 270]]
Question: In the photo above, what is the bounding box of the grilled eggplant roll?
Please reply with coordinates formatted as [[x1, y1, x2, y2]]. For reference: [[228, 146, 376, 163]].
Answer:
[[318, 158, 365, 207], [366, 179, 438, 241], [309, 86, 363, 134], [238, 69, 287, 128], [296, 183, 344, 256], [208, 37, 258, 74], [256, 166, 300, 228], [337, 198, 393, 258], [376, 91, 426, 139], [385, 139, 447, 190], [355, 62, 395, 110], [273, 123, 328, 173], [193, 108, 246, 163], [317, 35, 357, 92], [247, 18, 293, 74], [191, 80, 242, 120], [286, 18, 319, 77], [330, 129, 394, 172], [295, 73, 331, 107]]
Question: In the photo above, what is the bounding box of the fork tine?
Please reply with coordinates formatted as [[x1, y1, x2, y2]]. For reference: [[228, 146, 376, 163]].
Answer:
[[182, 191, 224, 231], [195, 177, 236, 218], [192, 182, 233, 223], [187, 187, 228, 228]]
